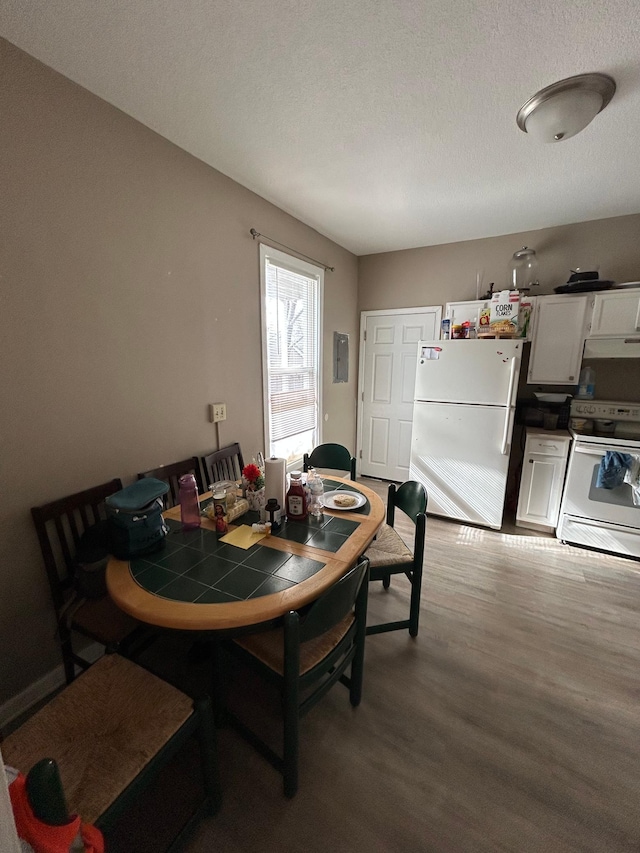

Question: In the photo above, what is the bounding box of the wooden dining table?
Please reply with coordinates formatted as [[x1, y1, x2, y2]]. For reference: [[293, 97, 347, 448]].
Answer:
[[107, 476, 384, 636]]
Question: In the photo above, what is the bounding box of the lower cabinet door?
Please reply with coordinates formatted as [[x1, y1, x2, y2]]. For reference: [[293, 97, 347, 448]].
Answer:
[[516, 452, 566, 531]]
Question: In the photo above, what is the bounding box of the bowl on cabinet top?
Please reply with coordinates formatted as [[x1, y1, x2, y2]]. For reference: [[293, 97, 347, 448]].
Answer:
[[533, 392, 570, 404]]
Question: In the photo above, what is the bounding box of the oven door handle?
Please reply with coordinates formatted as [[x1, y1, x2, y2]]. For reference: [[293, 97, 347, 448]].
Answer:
[[573, 443, 628, 456]]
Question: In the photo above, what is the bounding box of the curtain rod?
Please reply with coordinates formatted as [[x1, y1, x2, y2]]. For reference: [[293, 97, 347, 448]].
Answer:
[[249, 228, 335, 272]]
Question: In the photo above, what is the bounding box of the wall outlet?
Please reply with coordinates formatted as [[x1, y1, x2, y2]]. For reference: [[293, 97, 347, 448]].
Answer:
[[213, 403, 226, 423]]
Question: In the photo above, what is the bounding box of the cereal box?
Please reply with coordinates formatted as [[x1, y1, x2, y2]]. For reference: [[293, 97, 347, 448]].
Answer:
[[490, 290, 520, 334], [518, 297, 533, 339]]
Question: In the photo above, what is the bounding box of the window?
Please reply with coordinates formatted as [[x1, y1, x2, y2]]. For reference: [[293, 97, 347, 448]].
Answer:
[[260, 244, 323, 466]]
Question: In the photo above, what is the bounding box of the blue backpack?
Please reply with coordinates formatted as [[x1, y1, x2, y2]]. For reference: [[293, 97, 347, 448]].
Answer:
[[106, 478, 170, 560]]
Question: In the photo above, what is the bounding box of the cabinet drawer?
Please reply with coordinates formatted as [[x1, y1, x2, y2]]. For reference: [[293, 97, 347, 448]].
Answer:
[[526, 436, 571, 456]]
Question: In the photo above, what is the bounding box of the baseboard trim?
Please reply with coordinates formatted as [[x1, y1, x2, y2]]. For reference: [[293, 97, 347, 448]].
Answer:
[[0, 643, 103, 732]]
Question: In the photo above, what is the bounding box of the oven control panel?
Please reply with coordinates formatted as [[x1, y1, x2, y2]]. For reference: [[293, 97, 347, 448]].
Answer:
[[571, 400, 640, 421]]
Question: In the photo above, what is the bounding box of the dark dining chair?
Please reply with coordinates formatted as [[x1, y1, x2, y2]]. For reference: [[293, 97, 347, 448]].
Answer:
[[1, 653, 221, 849], [303, 442, 356, 481], [201, 442, 244, 488], [138, 457, 202, 508], [364, 481, 427, 637], [31, 479, 146, 684], [226, 558, 369, 798]]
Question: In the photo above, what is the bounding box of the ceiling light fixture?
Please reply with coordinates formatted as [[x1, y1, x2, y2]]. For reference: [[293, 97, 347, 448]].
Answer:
[[516, 73, 616, 142]]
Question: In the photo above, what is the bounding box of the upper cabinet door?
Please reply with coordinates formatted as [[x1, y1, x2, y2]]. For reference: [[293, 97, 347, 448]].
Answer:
[[444, 300, 489, 330], [528, 295, 590, 385], [589, 290, 640, 337]]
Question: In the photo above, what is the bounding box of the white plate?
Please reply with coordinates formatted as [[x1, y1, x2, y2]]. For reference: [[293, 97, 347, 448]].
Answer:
[[323, 490, 366, 511]]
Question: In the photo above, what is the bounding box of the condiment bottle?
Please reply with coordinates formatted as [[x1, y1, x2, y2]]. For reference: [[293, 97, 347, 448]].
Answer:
[[307, 468, 324, 519], [265, 498, 282, 532], [577, 366, 595, 400], [286, 471, 308, 521], [178, 474, 201, 531]]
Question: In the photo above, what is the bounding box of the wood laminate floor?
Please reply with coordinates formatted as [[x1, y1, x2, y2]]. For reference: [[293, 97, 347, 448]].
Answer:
[[96, 479, 640, 851]]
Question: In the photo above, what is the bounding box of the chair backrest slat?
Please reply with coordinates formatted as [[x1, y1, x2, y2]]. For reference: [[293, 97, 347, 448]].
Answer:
[[298, 559, 369, 643], [392, 481, 427, 526], [54, 516, 77, 579]]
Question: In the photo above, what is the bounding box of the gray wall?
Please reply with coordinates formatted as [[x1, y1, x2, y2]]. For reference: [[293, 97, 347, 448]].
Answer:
[[358, 215, 640, 311], [0, 39, 358, 703], [358, 215, 640, 402]]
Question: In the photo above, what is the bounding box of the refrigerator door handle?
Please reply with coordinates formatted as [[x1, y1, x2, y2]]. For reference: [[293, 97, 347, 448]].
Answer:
[[506, 356, 519, 408], [501, 406, 514, 456], [499, 357, 518, 455]]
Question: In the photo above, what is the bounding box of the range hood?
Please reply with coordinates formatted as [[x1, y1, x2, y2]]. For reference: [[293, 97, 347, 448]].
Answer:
[[583, 337, 640, 359]]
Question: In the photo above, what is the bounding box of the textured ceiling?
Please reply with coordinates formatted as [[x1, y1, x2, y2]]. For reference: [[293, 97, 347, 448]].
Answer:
[[2, 0, 640, 255]]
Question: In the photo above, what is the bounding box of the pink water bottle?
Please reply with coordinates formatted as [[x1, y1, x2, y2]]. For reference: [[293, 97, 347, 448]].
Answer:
[[179, 474, 201, 531]]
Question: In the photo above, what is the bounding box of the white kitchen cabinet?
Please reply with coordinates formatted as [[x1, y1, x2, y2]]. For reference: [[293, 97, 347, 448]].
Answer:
[[443, 300, 489, 336], [516, 430, 571, 532], [527, 294, 590, 385], [588, 289, 640, 337]]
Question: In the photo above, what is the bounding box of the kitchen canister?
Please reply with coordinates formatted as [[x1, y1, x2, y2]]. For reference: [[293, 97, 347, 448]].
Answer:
[[264, 457, 286, 518]]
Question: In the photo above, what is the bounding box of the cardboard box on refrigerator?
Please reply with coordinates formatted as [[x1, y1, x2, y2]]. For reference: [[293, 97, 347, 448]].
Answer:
[[518, 297, 533, 339], [490, 290, 521, 334]]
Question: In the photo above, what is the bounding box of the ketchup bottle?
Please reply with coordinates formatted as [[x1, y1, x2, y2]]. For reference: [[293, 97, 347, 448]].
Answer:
[[286, 471, 308, 521]]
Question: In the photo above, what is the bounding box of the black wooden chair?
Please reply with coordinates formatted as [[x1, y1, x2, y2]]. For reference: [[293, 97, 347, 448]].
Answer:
[[303, 442, 356, 481], [1, 653, 221, 850], [201, 442, 244, 488], [31, 479, 147, 684], [138, 457, 202, 508], [364, 481, 427, 637], [226, 558, 369, 798]]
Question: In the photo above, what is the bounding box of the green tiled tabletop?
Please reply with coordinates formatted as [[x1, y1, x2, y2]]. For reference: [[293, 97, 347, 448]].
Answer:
[[132, 519, 328, 604], [108, 474, 384, 632], [130, 478, 370, 605]]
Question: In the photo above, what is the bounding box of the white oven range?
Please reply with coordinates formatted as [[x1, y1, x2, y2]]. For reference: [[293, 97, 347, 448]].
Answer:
[[557, 400, 640, 559]]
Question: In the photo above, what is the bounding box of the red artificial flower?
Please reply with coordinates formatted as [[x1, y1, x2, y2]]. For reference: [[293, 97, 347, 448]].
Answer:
[[243, 463, 261, 483]]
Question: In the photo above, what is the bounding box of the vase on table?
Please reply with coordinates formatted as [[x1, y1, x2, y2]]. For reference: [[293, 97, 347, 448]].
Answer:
[[246, 487, 266, 513]]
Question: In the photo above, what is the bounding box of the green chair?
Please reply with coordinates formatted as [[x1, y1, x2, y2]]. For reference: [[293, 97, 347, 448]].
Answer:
[[303, 443, 356, 481], [226, 558, 369, 798], [365, 481, 427, 637]]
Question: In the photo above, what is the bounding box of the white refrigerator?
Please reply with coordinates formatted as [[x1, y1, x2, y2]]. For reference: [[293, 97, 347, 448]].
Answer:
[[409, 339, 522, 530]]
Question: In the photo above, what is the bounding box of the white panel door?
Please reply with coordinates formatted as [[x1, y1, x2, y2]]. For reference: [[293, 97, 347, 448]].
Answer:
[[409, 401, 513, 529], [360, 308, 441, 481]]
